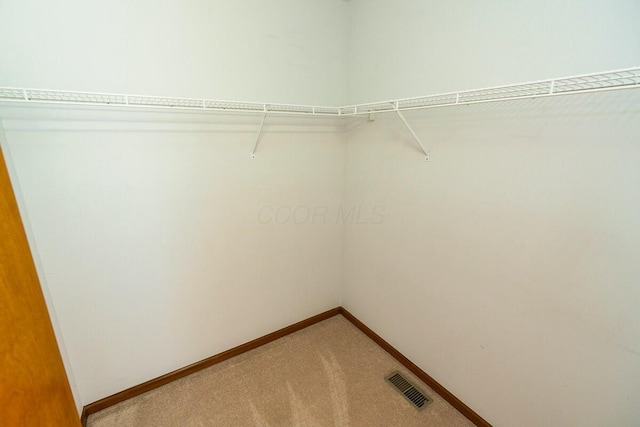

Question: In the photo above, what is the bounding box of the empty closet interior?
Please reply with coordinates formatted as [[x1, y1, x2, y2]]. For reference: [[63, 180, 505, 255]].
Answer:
[[1, 1, 639, 426]]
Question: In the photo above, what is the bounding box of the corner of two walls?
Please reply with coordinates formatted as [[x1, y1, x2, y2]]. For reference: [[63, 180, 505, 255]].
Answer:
[[0, 0, 351, 410], [1, 107, 347, 407], [341, 91, 640, 426], [343, 1, 640, 425], [4, 1, 640, 424]]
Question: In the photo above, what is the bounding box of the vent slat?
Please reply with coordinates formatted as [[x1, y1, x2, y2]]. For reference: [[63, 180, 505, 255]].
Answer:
[[385, 371, 432, 411]]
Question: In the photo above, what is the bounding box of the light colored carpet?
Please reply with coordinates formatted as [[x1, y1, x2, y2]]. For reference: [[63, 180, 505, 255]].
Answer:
[[87, 315, 474, 427]]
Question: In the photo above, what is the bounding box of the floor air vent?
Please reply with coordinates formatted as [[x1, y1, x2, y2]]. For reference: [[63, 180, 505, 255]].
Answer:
[[385, 371, 432, 410]]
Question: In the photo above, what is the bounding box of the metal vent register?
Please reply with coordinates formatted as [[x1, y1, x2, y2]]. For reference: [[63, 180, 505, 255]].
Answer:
[[385, 371, 433, 410]]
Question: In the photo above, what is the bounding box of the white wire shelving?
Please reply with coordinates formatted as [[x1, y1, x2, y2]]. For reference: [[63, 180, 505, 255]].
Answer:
[[339, 66, 640, 115], [0, 87, 343, 116], [1, 67, 638, 159], [1, 67, 638, 118]]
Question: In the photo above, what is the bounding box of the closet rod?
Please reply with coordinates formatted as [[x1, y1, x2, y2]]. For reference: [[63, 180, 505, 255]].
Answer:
[[0, 67, 638, 117]]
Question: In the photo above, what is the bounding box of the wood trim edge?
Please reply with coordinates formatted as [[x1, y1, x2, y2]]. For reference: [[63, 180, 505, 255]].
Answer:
[[338, 307, 492, 427], [80, 407, 88, 426], [80, 307, 341, 426]]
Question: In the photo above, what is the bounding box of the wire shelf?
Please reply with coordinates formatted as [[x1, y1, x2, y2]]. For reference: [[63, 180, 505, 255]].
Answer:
[[352, 101, 396, 114], [205, 100, 264, 111], [339, 106, 357, 115], [1, 67, 638, 117], [128, 95, 202, 108], [457, 82, 551, 103], [27, 89, 127, 105], [313, 106, 341, 115], [553, 69, 640, 93], [341, 66, 640, 115], [397, 94, 458, 110], [266, 104, 315, 114], [0, 88, 25, 100]]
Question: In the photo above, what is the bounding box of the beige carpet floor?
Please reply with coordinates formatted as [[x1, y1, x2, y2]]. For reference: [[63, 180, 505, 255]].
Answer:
[[87, 314, 474, 427]]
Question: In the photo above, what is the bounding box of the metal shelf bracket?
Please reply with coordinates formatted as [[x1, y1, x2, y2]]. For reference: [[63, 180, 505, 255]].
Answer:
[[251, 112, 267, 159], [395, 110, 430, 161]]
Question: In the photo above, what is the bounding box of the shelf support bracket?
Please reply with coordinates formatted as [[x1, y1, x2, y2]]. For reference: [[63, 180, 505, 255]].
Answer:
[[251, 112, 267, 159], [395, 110, 429, 161]]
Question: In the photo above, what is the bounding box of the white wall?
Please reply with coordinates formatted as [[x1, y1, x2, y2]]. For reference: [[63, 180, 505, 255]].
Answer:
[[0, 0, 349, 106], [3, 0, 640, 423], [0, 122, 83, 413], [345, 3, 640, 425], [347, 0, 640, 103], [343, 86, 640, 425], [0, 0, 349, 410], [1, 104, 345, 405]]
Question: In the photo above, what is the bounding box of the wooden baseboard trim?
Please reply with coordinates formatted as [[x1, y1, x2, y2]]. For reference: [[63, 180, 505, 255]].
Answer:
[[81, 306, 490, 427], [80, 307, 341, 426], [338, 307, 491, 427]]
